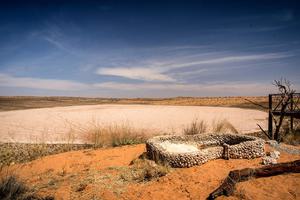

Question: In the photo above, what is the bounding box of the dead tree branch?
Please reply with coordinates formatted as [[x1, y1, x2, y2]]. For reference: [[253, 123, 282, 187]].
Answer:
[[256, 124, 270, 139], [272, 79, 295, 141], [243, 98, 268, 110], [208, 160, 300, 200]]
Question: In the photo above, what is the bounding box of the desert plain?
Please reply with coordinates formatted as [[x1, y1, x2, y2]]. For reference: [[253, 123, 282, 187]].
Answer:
[[0, 96, 299, 200]]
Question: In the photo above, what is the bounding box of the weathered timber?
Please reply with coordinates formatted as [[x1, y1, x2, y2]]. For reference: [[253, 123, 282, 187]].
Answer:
[[268, 92, 300, 141], [208, 160, 300, 200], [272, 111, 300, 118]]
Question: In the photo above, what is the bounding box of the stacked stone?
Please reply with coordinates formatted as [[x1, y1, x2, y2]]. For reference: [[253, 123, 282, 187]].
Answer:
[[146, 133, 265, 168], [262, 150, 280, 165], [228, 139, 265, 159]]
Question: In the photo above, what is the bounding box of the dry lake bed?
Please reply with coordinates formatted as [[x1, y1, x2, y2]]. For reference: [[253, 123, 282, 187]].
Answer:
[[0, 104, 267, 143]]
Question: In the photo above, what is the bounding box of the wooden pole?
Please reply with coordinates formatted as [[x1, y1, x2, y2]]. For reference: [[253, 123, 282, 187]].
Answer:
[[268, 94, 273, 139], [291, 93, 294, 132]]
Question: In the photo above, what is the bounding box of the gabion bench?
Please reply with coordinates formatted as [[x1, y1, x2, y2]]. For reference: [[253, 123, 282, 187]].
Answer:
[[146, 134, 265, 168]]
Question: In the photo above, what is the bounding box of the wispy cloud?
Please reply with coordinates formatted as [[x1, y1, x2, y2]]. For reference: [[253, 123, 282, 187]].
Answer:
[[38, 23, 79, 55], [93, 81, 282, 96], [43, 36, 69, 52], [96, 67, 175, 82], [1, 73, 299, 97], [0, 73, 88, 91], [159, 52, 293, 70], [94, 51, 293, 83]]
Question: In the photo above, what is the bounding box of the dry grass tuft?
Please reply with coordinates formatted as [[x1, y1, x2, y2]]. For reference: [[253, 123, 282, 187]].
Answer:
[[81, 123, 150, 148], [0, 174, 54, 200], [0, 123, 151, 166], [120, 158, 171, 183], [0, 175, 28, 200], [212, 119, 239, 134], [282, 133, 300, 145], [183, 119, 207, 135], [281, 119, 300, 145]]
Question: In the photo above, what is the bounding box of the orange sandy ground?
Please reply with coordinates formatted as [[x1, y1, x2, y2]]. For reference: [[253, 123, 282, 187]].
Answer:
[[2, 144, 300, 200]]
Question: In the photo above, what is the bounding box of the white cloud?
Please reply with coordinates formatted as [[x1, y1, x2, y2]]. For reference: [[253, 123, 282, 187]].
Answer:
[[195, 53, 290, 64], [1, 73, 299, 96], [96, 53, 293, 81], [94, 52, 292, 83], [93, 81, 279, 95], [94, 52, 293, 83], [160, 52, 293, 70], [0, 73, 88, 91], [96, 67, 175, 82]]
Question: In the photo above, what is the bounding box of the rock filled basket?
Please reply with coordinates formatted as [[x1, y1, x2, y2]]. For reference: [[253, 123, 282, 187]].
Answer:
[[146, 134, 265, 168]]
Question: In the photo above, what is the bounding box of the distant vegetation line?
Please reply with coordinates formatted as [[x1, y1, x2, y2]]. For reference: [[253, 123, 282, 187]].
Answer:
[[0, 96, 268, 111]]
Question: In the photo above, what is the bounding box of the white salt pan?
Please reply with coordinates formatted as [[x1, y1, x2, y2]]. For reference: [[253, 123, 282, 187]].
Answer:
[[159, 141, 199, 153]]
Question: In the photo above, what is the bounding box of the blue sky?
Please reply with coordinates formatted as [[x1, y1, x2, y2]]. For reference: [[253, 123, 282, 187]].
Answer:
[[0, 0, 300, 97]]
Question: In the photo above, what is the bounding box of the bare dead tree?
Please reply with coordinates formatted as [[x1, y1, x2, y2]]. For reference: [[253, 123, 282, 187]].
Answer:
[[244, 79, 296, 141], [272, 78, 295, 141]]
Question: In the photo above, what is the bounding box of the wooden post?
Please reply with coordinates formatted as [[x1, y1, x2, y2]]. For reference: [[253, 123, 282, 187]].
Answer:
[[290, 93, 294, 132], [268, 94, 273, 139], [223, 143, 230, 160]]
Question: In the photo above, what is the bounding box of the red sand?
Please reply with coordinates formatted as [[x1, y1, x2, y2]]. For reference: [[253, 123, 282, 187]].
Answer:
[[3, 144, 300, 200]]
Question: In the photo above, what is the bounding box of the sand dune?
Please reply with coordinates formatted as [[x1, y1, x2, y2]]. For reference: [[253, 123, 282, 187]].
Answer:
[[0, 104, 267, 143]]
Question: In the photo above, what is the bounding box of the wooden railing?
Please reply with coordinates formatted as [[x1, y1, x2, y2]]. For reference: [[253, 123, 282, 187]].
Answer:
[[268, 93, 300, 137]]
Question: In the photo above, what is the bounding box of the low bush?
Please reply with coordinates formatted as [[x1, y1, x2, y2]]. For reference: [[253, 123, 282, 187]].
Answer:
[[212, 119, 239, 134], [120, 158, 171, 182], [183, 119, 207, 135], [0, 174, 54, 200], [280, 119, 300, 145], [282, 133, 300, 145], [81, 123, 149, 148]]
